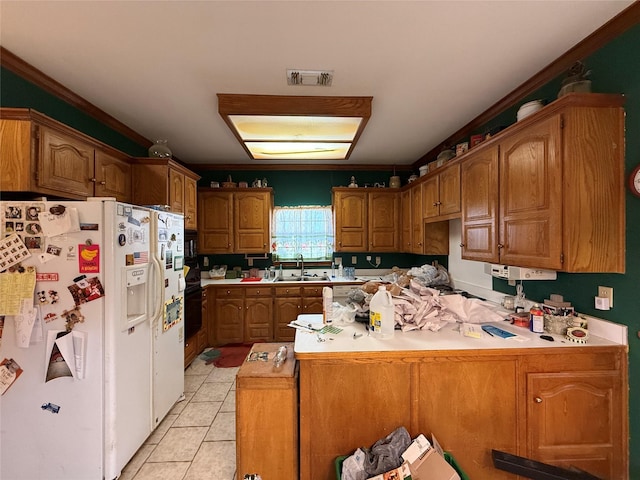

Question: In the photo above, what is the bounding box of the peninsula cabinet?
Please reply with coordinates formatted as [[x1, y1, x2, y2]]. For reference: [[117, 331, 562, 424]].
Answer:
[[1, 108, 132, 202], [460, 93, 625, 272], [333, 188, 399, 252], [131, 158, 200, 230], [296, 346, 628, 480], [422, 161, 461, 221], [198, 189, 273, 254]]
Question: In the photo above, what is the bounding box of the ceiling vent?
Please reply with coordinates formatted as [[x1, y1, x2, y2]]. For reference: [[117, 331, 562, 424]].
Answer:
[[287, 69, 333, 86]]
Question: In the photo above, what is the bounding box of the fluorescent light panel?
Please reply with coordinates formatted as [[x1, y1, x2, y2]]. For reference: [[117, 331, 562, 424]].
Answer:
[[217, 94, 372, 160], [229, 115, 361, 141]]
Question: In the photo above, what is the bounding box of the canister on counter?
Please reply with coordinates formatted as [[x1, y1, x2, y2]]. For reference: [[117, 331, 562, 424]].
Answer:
[[530, 303, 544, 333]]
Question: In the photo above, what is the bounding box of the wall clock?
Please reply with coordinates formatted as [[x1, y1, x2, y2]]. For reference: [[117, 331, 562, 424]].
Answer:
[[629, 164, 640, 198]]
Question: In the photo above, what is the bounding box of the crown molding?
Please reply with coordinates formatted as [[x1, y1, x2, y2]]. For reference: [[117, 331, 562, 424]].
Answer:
[[413, 1, 640, 169]]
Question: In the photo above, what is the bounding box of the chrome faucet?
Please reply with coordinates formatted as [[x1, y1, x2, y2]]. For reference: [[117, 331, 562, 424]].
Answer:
[[296, 253, 304, 277]]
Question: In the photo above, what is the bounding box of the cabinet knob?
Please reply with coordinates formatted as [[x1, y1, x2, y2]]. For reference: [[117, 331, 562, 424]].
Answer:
[[497, 243, 504, 249], [459, 243, 465, 248], [433, 202, 438, 207], [534, 397, 543, 403], [89, 178, 97, 183], [226, 290, 231, 295], [99, 180, 106, 185], [239, 306, 242, 310]]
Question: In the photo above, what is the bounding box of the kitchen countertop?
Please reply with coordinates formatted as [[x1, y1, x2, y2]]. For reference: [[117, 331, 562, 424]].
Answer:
[[293, 313, 623, 357], [200, 276, 363, 287]]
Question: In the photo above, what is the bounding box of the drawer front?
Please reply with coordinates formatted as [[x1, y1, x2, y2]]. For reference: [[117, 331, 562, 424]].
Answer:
[[245, 286, 273, 297], [215, 287, 244, 298], [302, 286, 324, 297], [275, 286, 302, 297]]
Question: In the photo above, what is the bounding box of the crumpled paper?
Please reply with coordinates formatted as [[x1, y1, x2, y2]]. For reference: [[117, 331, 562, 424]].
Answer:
[[392, 279, 503, 332]]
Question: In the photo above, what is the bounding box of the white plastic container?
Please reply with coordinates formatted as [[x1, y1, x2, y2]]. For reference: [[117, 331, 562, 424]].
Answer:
[[369, 285, 395, 339], [322, 286, 333, 324]]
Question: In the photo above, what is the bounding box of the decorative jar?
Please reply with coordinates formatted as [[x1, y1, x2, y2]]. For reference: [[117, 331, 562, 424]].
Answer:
[[148, 139, 172, 158]]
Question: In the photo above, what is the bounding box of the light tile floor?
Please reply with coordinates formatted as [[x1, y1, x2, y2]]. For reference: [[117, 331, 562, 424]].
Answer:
[[120, 353, 239, 480]]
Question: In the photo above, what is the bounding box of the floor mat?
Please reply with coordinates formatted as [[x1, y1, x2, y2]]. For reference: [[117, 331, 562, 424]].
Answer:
[[206, 343, 253, 368], [199, 348, 221, 361]]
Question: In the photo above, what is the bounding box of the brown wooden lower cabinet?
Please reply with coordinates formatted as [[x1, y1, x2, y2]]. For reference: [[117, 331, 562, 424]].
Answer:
[[236, 343, 298, 479], [296, 346, 628, 480], [208, 284, 325, 345]]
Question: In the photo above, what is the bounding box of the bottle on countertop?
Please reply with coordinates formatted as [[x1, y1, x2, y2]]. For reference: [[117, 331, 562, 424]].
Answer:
[[530, 303, 544, 333]]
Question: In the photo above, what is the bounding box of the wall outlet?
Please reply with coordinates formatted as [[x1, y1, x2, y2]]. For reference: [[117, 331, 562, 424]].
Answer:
[[375, 256, 381, 265], [366, 255, 372, 261], [334, 257, 342, 265], [598, 286, 613, 308], [203, 256, 209, 267], [351, 256, 357, 264]]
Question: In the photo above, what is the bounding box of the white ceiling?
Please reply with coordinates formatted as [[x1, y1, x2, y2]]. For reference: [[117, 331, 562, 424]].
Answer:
[[0, 1, 634, 166]]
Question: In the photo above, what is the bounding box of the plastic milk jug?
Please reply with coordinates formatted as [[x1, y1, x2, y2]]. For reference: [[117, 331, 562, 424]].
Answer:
[[369, 285, 395, 339]]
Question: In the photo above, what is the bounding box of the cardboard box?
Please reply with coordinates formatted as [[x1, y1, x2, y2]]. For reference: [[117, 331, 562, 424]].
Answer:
[[402, 434, 460, 480], [367, 461, 413, 480]]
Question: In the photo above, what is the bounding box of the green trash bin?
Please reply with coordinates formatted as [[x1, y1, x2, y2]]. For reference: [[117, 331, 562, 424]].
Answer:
[[335, 452, 469, 480]]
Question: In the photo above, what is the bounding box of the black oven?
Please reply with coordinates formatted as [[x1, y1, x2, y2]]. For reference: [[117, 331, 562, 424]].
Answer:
[[184, 284, 202, 339]]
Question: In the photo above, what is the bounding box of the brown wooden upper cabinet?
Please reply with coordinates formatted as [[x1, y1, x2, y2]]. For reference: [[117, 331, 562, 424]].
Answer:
[[333, 188, 399, 252], [1, 108, 131, 202], [422, 161, 461, 221], [460, 93, 625, 273], [131, 158, 200, 230], [198, 188, 273, 254]]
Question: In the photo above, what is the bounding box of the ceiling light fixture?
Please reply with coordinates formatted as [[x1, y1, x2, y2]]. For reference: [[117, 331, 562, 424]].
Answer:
[[217, 94, 372, 160]]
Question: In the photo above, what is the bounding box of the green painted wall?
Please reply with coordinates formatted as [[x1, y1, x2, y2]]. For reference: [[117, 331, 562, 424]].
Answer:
[[0, 67, 148, 157], [2, 21, 639, 475]]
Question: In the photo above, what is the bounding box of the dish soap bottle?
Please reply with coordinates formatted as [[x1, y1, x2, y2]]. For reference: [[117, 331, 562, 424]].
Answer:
[[369, 286, 395, 339]]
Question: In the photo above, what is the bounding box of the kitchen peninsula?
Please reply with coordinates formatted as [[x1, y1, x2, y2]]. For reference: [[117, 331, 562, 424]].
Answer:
[[294, 315, 628, 480]]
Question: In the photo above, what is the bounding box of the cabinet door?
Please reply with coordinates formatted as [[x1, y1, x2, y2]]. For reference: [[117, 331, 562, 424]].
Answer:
[[334, 190, 367, 251], [214, 298, 244, 345], [400, 189, 412, 252], [245, 297, 273, 343], [417, 359, 518, 480], [94, 150, 131, 202], [302, 297, 323, 315], [527, 371, 625, 480], [274, 297, 301, 342], [38, 126, 95, 197], [184, 175, 198, 230], [368, 191, 398, 252], [235, 191, 271, 253], [439, 162, 461, 216], [499, 115, 562, 269], [198, 191, 233, 253], [461, 145, 500, 262], [0, 119, 34, 192], [422, 175, 440, 219], [410, 184, 424, 254], [169, 168, 185, 214]]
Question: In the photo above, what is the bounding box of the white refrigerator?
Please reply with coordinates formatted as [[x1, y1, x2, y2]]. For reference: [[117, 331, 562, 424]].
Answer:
[[0, 199, 185, 480]]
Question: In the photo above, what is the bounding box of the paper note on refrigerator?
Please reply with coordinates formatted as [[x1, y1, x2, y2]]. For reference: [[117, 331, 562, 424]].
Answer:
[[38, 207, 80, 237], [44, 330, 88, 381], [13, 300, 38, 348], [0, 267, 36, 316]]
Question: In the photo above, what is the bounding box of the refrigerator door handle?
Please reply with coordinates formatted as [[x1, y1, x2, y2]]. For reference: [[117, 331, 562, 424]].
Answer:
[[150, 254, 164, 329]]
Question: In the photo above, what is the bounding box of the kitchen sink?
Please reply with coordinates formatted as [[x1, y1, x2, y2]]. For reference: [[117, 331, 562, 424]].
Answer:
[[275, 275, 331, 282]]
